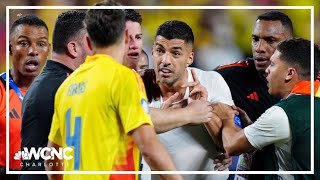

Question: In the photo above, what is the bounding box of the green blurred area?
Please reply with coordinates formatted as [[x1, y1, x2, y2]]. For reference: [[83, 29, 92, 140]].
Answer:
[[0, 0, 319, 72]]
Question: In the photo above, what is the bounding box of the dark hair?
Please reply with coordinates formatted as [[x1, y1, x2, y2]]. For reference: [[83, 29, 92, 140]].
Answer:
[[257, 11, 293, 36], [125, 9, 142, 24], [155, 20, 194, 47], [10, 14, 48, 37], [86, 2, 125, 48], [277, 38, 319, 80], [94, 0, 121, 6], [52, 10, 86, 54]]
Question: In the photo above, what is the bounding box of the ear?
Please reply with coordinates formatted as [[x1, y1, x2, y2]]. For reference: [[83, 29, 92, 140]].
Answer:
[[66, 42, 77, 58], [86, 36, 92, 51], [285, 67, 297, 81], [186, 51, 194, 67], [48, 43, 52, 52]]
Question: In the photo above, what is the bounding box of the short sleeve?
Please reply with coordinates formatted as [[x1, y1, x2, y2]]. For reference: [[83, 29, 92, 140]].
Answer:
[[244, 106, 290, 149], [115, 70, 153, 134]]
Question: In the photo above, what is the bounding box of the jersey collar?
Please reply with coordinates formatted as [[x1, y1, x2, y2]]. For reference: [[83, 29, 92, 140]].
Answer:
[[290, 80, 320, 98]]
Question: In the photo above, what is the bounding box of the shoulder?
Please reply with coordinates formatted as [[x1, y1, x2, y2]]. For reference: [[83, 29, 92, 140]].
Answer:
[[189, 67, 222, 80], [100, 56, 134, 77], [261, 106, 287, 118], [215, 59, 252, 71], [189, 67, 227, 87], [254, 106, 289, 129]]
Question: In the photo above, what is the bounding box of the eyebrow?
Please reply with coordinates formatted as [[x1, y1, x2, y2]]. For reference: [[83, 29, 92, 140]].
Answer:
[[155, 43, 183, 49], [172, 47, 182, 50], [18, 35, 48, 40], [252, 34, 276, 39], [155, 42, 164, 48]]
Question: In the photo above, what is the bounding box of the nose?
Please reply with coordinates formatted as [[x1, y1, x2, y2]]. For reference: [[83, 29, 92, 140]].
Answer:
[[255, 39, 266, 53], [265, 65, 270, 75], [28, 43, 39, 56], [161, 52, 171, 66], [129, 37, 137, 49]]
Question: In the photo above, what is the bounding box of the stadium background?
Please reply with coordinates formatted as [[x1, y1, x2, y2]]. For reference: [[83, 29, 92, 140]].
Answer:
[[0, 0, 319, 72]]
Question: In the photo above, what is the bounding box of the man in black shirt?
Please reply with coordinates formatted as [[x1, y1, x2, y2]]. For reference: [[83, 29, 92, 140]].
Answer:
[[20, 10, 92, 180], [215, 11, 293, 178]]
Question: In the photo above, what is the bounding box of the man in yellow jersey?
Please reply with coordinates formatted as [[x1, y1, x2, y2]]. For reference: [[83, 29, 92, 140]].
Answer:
[[45, 2, 182, 180]]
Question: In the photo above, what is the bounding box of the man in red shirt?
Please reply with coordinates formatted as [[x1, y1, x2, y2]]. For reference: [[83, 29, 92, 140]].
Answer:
[[0, 14, 50, 179]]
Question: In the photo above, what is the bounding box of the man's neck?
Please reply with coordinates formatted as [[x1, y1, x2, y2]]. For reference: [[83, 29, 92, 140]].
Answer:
[[94, 43, 125, 65], [10, 70, 35, 89], [281, 79, 301, 99], [51, 53, 78, 71]]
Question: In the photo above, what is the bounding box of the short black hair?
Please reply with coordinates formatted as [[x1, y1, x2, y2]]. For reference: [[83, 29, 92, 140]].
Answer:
[[86, 3, 125, 48], [10, 14, 48, 37], [125, 9, 142, 24], [277, 38, 319, 80], [94, 0, 121, 6], [155, 20, 194, 47], [52, 10, 86, 54], [257, 11, 293, 36]]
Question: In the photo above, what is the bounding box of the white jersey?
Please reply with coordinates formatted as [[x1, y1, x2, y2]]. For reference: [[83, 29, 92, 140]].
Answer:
[[244, 105, 293, 180], [142, 67, 234, 180]]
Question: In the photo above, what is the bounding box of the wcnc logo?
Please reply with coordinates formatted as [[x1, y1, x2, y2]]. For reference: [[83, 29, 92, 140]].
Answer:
[[14, 147, 73, 160]]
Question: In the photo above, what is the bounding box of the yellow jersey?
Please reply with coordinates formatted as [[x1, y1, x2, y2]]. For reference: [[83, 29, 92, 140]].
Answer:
[[48, 54, 152, 180]]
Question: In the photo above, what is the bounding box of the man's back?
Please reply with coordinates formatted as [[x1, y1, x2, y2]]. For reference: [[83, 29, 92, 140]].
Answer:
[[49, 54, 152, 179], [21, 60, 73, 173]]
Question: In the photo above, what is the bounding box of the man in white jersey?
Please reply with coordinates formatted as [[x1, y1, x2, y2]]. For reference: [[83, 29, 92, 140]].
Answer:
[[141, 20, 234, 180]]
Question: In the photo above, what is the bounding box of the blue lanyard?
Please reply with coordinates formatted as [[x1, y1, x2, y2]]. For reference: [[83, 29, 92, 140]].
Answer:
[[0, 72, 24, 103]]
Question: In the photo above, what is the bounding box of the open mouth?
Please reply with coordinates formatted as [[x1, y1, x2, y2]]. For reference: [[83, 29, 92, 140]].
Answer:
[[254, 58, 269, 67], [128, 52, 139, 59], [25, 60, 39, 72], [159, 68, 173, 77]]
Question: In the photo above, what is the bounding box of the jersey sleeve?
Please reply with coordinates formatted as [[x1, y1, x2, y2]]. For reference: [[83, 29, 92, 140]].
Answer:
[[243, 106, 290, 149], [114, 70, 153, 135], [48, 92, 63, 146]]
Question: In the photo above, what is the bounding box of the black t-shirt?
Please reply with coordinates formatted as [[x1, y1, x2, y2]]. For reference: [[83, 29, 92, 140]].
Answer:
[[20, 60, 73, 174], [215, 58, 280, 176], [215, 58, 279, 122]]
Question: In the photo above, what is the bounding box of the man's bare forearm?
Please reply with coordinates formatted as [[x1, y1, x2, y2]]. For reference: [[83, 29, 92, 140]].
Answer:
[[222, 120, 255, 156], [131, 125, 183, 180], [45, 141, 63, 180], [150, 107, 190, 133]]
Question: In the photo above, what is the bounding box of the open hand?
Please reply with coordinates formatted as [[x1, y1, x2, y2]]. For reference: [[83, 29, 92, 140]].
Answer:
[[181, 69, 208, 101]]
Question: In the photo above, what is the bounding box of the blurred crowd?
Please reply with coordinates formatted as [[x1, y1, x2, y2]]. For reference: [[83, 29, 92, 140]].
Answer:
[[0, 0, 319, 72]]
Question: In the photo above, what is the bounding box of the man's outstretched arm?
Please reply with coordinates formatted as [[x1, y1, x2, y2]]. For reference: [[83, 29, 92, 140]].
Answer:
[[212, 103, 255, 156], [45, 141, 63, 180], [130, 124, 182, 180]]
